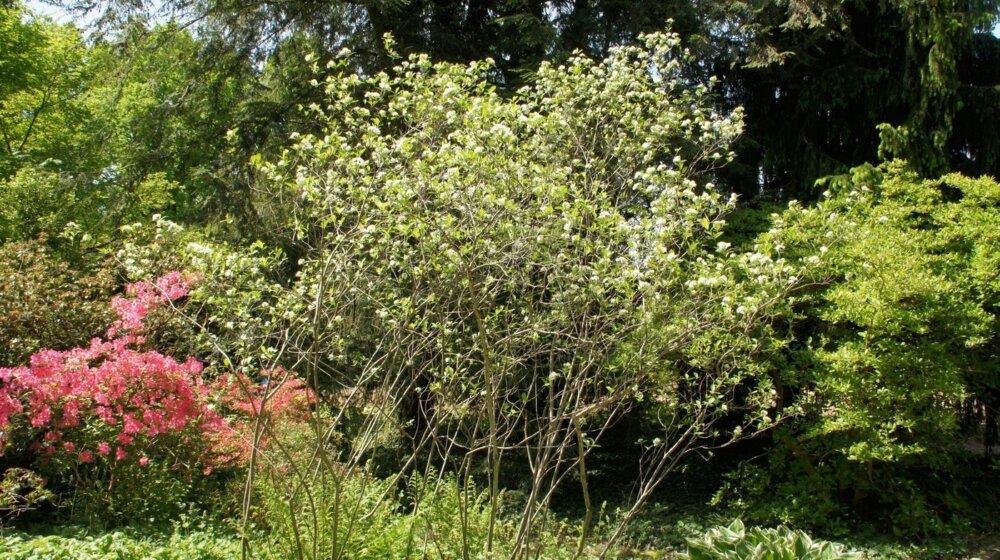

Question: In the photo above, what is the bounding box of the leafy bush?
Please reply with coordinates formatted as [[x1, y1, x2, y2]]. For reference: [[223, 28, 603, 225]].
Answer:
[[0, 166, 183, 263], [0, 467, 52, 520], [0, 239, 114, 367], [683, 520, 857, 560], [115, 215, 290, 373], [721, 163, 1000, 536]]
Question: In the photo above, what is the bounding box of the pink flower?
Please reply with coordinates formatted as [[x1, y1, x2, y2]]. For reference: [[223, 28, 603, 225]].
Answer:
[[31, 405, 52, 427], [97, 442, 111, 456], [0, 390, 24, 429], [62, 400, 81, 425], [62, 441, 75, 452], [139, 456, 149, 467], [96, 406, 115, 423], [79, 450, 94, 463], [115, 447, 128, 461]]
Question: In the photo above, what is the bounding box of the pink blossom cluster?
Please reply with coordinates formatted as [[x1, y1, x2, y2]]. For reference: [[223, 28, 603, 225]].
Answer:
[[0, 338, 228, 469], [218, 370, 315, 421], [107, 271, 195, 337], [0, 272, 313, 477], [213, 371, 316, 462]]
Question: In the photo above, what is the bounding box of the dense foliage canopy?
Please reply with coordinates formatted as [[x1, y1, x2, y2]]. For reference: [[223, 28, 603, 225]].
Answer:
[[25, 0, 1000, 201]]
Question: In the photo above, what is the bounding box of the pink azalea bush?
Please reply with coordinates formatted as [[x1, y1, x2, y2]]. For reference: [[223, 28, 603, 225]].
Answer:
[[213, 370, 316, 466], [0, 272, 315, 521]]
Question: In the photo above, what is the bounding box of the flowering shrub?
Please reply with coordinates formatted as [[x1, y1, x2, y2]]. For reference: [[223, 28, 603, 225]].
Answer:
[[257, 33, 813, 554], [0, 271, 315, 522], [217, 371, 314, 427], [212, 370, 317, 470], [0, 273, 228, 469], [0, 337, 233, 469]]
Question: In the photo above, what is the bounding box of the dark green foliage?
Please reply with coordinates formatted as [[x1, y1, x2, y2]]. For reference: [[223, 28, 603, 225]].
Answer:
[[0, 468, 52, 521], [953, 32, 1000, 179], [710, 1, 1000, 200], [33, 0, 1000, 200], [60, 461, 233, 528]]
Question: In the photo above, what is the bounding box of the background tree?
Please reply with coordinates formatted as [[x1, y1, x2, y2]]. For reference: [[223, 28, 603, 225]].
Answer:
[[703, 0, 1000, 200], [42, 0, 1000, 203], [0, 7, 95, 179]]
